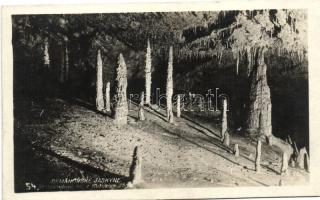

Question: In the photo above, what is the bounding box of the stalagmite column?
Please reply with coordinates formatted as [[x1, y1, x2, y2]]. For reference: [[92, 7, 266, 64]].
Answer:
[[145, 39, 152, 105], [289, 157, 296, 168], [297, 147, 308, 170], [255, 140, 262, 173], [113, 53, 128, 125], [166, 46, 174, 123], [128, 146, 143, 187], [198, 96, 204, 111], [281, 152, 288, 175], [65, 45, 69, 81], [177, 94, 181, 118], [246, 48, 273, 142], [105, 82, 111, 111], [234, 144, 239, 157], [279, 179, 283, 186], [265, 104, 273, 145], [139, 91, 145, 121], [221, 98, 228, 140], [96, 50, 104, 111], [188, 92, 194, 111], [44, 39, 50, 67], [305, 152, 310, 172], [223, 132, 230, 147]]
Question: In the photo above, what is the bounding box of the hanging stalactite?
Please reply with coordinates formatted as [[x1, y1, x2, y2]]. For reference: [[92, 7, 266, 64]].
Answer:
[[246, 46, 252, 77]]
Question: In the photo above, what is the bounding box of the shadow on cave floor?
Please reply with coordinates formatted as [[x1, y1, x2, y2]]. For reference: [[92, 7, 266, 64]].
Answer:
[[14, 136, 129, 192], [62, 97, 113, 117], [128, 103, 247, 168], [182, 114, 221, 138], [127, 102, 285, 177]]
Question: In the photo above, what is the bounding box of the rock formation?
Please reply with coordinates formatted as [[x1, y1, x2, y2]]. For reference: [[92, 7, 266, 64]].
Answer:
[[297, 147, 309, 171], [139, 91, 145, 121], [113, 53, 128, 125], [105, 82, 111, 111], [177, 94, 181, 118], [246, 48, 273, 144], [198, 96, 204, 111], [221, 97, 228, 140], [305, 152, 310, 172], [281, 152, 288, 175], [234, 144, 239, 157], [166, 46, 174, 123], [96, 49, 104, 111], [145, 39, 152, 105], [246, 47, 253, 77], [255, 140, 262, 173], [223, 131, 230, 147]]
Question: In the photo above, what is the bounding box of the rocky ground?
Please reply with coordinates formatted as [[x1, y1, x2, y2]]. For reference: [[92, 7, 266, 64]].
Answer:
[[14, 98, 309, 192]]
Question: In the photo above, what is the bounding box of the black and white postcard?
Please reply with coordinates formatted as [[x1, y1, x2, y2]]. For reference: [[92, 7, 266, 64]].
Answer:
[[2, 1, 320, 199]]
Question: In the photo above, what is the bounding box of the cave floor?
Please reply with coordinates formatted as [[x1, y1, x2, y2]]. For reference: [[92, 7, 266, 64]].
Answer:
[[14, 98, 309, 192]]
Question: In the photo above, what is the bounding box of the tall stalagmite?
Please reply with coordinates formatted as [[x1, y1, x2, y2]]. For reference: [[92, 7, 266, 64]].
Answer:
[[113, 53, 128, 125], [223, 132, 230, 147], [255, 140, 262, 173], [281, 152, 288, 175], [177, 94, 181, 118], [234, 144, 239, 157], [297, 147, 308, 170], [139, 91, 145, 121], [96, 50, 104, 111], [166, 46, 174, 123], [145, 39, 152, 105], [246, 48, 273, 144], [105, 82, 111, 112], [221, 98, 228, 140]]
